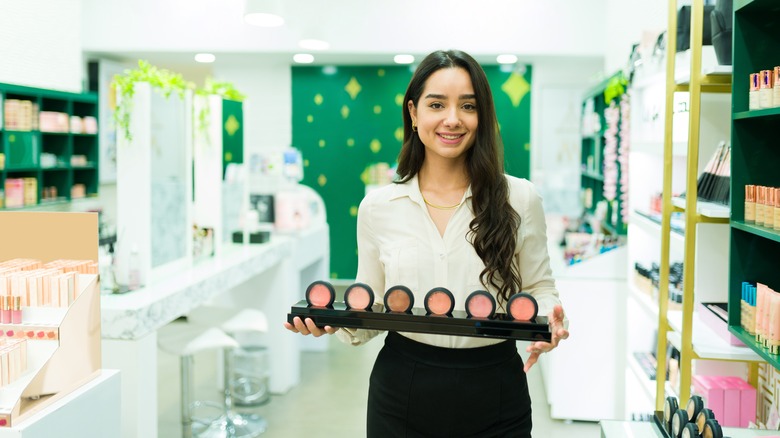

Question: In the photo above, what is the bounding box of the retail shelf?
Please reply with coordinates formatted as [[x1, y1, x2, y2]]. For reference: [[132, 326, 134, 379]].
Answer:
[[631, 210, 685, 238], [627, 352, 657, 406], [671, 197, 730, 219], [666, 311, 763, 362], [581, 171, 604, 181], [733, 107, 780, 121], [731, 220, 780, 244], [674, 65, 732, 93], [629, 283, 658, 320], [729, 325, 780, 368]]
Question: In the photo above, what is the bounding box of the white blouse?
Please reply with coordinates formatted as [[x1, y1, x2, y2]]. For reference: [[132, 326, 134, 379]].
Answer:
[[335, 174, 561, 349]]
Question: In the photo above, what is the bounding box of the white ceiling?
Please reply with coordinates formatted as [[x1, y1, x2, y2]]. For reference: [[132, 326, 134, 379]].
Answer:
[[81, 0, 607, 68]]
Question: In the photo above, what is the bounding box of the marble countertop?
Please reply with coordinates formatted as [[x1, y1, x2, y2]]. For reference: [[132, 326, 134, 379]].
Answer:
[[100, 223, 329, 340]]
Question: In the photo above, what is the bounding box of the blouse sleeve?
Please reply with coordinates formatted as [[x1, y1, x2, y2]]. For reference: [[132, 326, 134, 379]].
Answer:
[[335, 194, 386, 346], [516, 183, 567, 327]]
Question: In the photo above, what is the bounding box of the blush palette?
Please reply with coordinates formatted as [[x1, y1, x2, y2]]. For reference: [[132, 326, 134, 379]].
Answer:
[[287, 281, 552, 342]]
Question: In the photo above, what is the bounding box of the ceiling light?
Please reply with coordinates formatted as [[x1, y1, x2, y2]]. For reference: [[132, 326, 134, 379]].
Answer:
[[194, 53, 216, 63], [394, 54, 415, 65], [293, 54, 315, 64], [299, 39, 330, 51], [244, 0, 285, 27], [497, 54, 519, 64]]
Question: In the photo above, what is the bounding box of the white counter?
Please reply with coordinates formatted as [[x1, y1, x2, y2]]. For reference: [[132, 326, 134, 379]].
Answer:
[[101, 223, 330, 438]]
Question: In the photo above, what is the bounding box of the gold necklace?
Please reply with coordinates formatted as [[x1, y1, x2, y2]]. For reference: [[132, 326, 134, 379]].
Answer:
[[421, 193, 461, 210]]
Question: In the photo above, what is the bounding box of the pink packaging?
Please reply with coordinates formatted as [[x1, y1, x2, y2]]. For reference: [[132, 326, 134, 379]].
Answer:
[[710, 376, 742, 427], [723, 376, 757, 428], [693, 375, 724, 421]]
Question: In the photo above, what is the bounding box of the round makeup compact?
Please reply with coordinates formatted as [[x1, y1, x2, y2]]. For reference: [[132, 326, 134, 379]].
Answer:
[[344, 283, 375, 311], [686, 394, 704, 422], [465, 290, 496, 319], [663, 396, 679, 434], [424, 287, 455, 316], [671, 408, 688, 438], [703, 419, 723, 438], [384, 286, 414, 313], [506, 293, 538, 321], [681, 422, 699, 438], [305, 280, 335, 308], [696, 408, 714, 432]]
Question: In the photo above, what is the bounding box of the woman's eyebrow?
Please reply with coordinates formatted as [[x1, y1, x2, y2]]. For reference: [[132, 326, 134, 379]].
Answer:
[[423, 93, 476, 99]]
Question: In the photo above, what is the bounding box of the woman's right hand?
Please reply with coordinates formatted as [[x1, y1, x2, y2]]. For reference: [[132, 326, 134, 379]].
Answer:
[[283, 316, 339, 337]]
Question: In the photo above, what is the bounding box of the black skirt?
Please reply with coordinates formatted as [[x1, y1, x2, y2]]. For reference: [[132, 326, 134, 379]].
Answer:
[[367, 332, 532, 438]]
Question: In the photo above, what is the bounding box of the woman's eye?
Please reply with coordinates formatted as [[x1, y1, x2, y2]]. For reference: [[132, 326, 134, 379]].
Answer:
[[463, 103, 477, 111], [429, 102, 444, 109]]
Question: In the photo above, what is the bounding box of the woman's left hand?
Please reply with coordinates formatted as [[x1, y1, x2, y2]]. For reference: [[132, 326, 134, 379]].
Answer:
[[523, 305, 568, 373]]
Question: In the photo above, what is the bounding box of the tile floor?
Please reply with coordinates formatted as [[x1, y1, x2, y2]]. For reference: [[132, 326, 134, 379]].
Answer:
[[157, 326, 601, 437]]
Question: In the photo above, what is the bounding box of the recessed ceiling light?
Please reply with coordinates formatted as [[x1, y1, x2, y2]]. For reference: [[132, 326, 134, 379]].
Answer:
[[244, 12, 284, 27], [194, 53, 216, 63], [497, 54, 518, 64], [394, 54, 415, 65], [322, 66, 338, 75], [299, 39, 330, 51], [293, 54, 315, 64]]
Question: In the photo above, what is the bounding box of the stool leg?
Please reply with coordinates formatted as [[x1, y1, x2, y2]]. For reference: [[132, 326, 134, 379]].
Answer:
[[181, 355, 194, 438]]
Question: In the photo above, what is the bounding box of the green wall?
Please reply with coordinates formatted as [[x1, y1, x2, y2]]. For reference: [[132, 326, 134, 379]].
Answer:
[[292, 65, 532, 279]]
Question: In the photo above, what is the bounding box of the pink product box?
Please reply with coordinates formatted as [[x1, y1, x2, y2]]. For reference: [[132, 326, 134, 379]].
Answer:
[[693, 375, 725, 421], [82, 116, 97, 134], [3, 179, 24, 209], [38, 111, 68, 133], [698, 302, 745, 346], [724, 376, 757, 428]]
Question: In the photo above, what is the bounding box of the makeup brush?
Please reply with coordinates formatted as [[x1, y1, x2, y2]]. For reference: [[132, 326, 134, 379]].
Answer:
[[699, 142, 730, 205]]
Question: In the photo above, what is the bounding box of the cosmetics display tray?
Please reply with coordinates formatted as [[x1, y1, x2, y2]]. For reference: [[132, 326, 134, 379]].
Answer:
[[287, 301, 551, 342]]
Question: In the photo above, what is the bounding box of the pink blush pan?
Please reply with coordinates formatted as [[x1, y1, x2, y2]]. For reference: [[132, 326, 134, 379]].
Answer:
[[424, 288, 455, 316], [345, 283, 375, 310], [465, 290, 496, 319], [384, 286, 414, 313], [306, 281, 336, 308], [507, 293, 538, 321]]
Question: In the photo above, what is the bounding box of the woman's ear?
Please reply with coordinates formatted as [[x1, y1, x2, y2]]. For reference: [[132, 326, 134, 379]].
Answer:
[[408, 100, 417, 124]]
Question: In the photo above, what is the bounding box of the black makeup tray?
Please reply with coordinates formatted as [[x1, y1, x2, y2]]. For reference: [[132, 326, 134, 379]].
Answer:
[[287, 300, 552, 341]]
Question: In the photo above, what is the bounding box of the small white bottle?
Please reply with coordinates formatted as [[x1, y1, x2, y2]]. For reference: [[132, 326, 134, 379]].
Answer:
[[749, 73, 760, 110], [759, 70, 774, 109], [128, 244, 141, 291]]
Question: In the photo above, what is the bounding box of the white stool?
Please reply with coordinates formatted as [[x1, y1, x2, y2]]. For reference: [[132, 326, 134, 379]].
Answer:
[[186, 308, 269, 438], [158, 325, 240, 438]]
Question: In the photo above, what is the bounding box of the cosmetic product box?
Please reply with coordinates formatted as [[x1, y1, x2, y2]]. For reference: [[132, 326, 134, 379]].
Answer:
[[724, 376, 756, 428], [232, 230, 270, 244], [698, 302, 745, 347], [287, 300, 552, 342], [693, 375, 725, 422]]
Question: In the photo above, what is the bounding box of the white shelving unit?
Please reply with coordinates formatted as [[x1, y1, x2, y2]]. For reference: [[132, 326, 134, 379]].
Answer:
[[671, 196, 730, 218], [666, 311, 762, 362]]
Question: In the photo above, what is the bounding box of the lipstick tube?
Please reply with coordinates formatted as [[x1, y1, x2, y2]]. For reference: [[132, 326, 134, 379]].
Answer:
[[0, 296, 8, 324]]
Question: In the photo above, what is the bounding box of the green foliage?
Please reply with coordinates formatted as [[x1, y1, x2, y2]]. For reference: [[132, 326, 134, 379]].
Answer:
[[200, 77, 246, 102], [603, 72, 628, 104]]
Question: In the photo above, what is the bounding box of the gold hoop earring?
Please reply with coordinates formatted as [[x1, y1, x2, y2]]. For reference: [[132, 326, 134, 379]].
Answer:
[[412, 123, 417, 132]]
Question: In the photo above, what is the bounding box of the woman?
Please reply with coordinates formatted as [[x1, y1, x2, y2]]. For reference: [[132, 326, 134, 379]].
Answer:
[[285, 49, 568, 437]]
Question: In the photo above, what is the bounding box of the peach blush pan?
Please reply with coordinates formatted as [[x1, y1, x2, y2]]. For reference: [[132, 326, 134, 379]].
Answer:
[[305, 280, 336, 308], [506, 293, 538, 321], [383, 286, 414, 313], [465, 290, 496, 319], [344, 283, 375, 311], [424, 287, 455, 316]]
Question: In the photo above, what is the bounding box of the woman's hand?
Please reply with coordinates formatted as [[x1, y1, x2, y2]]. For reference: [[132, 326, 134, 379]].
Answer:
[[523, 305, 568, 373], [283, 316, 339, 337]]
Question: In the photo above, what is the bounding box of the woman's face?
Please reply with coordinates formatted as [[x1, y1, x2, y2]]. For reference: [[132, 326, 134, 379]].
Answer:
[[408, 67, 478, 163]]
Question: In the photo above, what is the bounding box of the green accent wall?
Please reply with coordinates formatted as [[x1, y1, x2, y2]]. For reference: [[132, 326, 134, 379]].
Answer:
[[292, 65, 532, 279], [222, 99, 244, 178]]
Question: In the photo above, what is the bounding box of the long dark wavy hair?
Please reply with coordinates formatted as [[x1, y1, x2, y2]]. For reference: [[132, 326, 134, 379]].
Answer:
[[395, 50, 522, 307]]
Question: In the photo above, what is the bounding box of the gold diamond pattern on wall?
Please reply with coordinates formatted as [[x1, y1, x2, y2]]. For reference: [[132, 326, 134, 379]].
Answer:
[[314, 94, 324, 105], [341, 105, 350, 119], [378, 69, 385, 77], [370, 139, 381, 153], [394, 127, 403, 142], [524, 142, 531, 151], [501, 72, 530, 107], [319, 139, 326, 148], [350, 206, 358, 217], [373, 105, 382, 115], [224, 115, 240, 136], [395, 94, 404, 106], [304, 159, 309, 167], [347, 138, 355, 147], [318, 174, 327, 186], [307, 115, 314, 123], [345, 77, 362, 100], [225, 151, 233, 161]]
